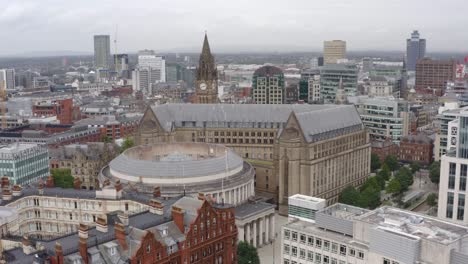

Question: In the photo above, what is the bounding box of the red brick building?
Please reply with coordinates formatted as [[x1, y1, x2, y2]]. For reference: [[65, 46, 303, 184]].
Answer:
[[371, 138, 399, 162], [415, 58, 456, 96], [74, 115, 141, 141], [46, 196, 238, 264], [399, 134, 433, 165], [32, 98, 74, 124]]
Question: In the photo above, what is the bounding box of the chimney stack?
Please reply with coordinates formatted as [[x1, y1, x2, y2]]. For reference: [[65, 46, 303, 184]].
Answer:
[[55, 242, 64, 264], [1, 177, 9, 190], [149, 199, 164, 215], [46, 175, 55, 188], [153, 186, 161, 197], [2, 189, 12, 201], [96, 216, 108, 233], [12, 185, 22, 197], [74, 177, 82, 190], [78, 224, 89, 264], [114, 222, 128, 250], [117, 212, 129, 226], [172, 206, 185, 233], [198, 192, 206, 201]]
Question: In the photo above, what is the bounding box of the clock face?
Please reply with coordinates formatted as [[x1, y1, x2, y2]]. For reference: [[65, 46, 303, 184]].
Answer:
[[200, 83, 207, 90]]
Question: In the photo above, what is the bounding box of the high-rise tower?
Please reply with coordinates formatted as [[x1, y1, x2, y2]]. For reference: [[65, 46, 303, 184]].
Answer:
[[406, 30, 426, 71], [195, 34, 218, 104], [94, 35, 111, 69]]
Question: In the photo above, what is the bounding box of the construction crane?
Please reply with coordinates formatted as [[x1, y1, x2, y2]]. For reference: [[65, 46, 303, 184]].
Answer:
[[0, 82, 6, 130]]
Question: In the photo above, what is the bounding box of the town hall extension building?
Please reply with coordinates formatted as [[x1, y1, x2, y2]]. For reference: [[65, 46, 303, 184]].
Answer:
[[135, 103, 371, 214]]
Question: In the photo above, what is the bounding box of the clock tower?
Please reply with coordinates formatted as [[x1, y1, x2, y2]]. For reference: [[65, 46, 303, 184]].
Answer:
[[195, 33, 218, 104]]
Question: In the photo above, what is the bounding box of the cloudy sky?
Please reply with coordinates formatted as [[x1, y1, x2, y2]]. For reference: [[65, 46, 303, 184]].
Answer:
[[0, 0, 467, 55]]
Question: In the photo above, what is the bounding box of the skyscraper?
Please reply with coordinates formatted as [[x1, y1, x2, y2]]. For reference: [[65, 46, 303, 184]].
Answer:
[[320, 64, 358, 103], [0, 69, 15, 89], [323, 40, 346, 65], [415, 58, 456, 96], [406, 30, 426, 71], [93, 35, 111, 69], [132, 50, 166, 95], [252, 66, 285, 104], [194, 34, 218, 104]]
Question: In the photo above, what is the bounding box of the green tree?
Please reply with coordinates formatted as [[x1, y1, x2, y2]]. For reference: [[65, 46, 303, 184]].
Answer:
[[238, 241, 260, 264], [358, 186, 381, 209], [375, 175, 386, 190], [426, 193, 438, 207], [360, 177, 381, 192], [429, 161, 441, 184], [410, 161, 421, 174], [339, 186, 360, 206], [101, 135, 112, 143], [394, 167, 413, 192], [371, 153, 381, 172], [378, 164, 391, 181], [386, 178, 401, 195], [51, 168, 74, 189], [384, 155, 399, 171], [120, 137, 135, 153]]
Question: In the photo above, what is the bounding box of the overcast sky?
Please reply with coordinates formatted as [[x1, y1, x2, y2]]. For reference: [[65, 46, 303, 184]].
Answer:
[[1, 0, 467, 55]]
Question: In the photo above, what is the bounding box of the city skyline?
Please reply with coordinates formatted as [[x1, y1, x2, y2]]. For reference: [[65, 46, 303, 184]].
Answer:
[[1, 0, 468, 56]]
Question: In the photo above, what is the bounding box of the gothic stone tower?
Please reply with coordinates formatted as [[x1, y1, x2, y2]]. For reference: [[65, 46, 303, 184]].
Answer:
[[195, 33, 218, 104]]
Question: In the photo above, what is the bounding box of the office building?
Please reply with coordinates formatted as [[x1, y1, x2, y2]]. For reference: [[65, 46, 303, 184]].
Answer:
[[323, 40, 346, 65], [0, 69, 15, 89], [438, 109, 468, 225], [363, 76, 393, 97], [132, 50, 166, 95], [32, 97, 73, 124], [252, 65, 285, 104], [399, 134, 433, 165], [113, 53, 129, 76], [0, 143, 49, 185], [406, 30, 426, 71], [349, 96, 410, 144], [93, 35, 111, 69], [435, 105, 462, 160], [320, 64, 358, 103], [282, 195, 468, 264], [194, 34, 218, 104], [415, 58, 456, 96], [135, 104, 370, 212]]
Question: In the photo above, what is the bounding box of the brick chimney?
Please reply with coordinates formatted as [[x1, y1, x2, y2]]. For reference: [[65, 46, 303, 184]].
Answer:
[[114, 222, 128, 250], [96, 216, 108, 233], [149, 199, 164, 215], [55, 242, 64, 264], [153, 186, 161, 197], [78, 224, 89, 264], [1, 177, 9, 190], [12, 185, 22, 197], [172, 206, 185, 233], [2, 189, 12, 201], [114, 180, 123, 192], [198, 192, 206, 201], [46, 175, 55, 188], [73, 177, 82, 190]]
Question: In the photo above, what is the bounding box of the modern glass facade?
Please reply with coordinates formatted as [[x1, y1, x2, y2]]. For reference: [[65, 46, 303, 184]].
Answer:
[[320, 64, 357, 103], [0, 144, 49, 185]]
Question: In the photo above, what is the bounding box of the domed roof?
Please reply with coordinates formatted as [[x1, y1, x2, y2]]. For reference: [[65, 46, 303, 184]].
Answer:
[[254, 65, 283, 77]]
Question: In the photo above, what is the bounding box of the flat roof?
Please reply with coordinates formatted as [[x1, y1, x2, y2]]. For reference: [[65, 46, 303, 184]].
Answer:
[[357, 206, 468, 245]]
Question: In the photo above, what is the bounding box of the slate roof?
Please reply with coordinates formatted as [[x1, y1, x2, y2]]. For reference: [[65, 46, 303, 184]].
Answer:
[[151, 104, 364, 143]]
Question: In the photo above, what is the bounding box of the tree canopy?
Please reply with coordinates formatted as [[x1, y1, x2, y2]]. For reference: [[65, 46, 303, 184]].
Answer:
[[120, 137, 135, 153], [378, 164, 391, 181], [386, 178, 401, 195], [238, 241, 260, 264], [51, 168, 74, 189], [395, 167, 413, 192], [340, 177, 382, 209], [410, 161, 421, 174], [429, 161, 441, 184], [384, 155, 399, 171], [339, 186, 360, 206], [426, 193, 438, 207], [371, 153, 381, 172]]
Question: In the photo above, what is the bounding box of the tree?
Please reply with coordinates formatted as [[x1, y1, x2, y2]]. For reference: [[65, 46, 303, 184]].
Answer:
[[426, 193, 438, 207], [395, 167, 413, 192], [371, 153, 381, 172], [375, 175, 386, 190], [378, 164, 391, 181], [360, 177, 381, 192], [51, 168, 74, 189], [358, 186, 381, 209], [410, 161, 421, 174], [120, 137, 135, 153], [429, 161, 441, 184], [339, 186, 360, 206], [386, 178, 401, 195], [238, 241, 260, 264], [384, 155, 399, 171]]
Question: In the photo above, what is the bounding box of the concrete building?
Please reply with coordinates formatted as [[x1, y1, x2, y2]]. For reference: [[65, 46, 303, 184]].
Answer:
[[132, 50, 166, 95], [323, 40, 346, 65], [349, 96, 410, 144], [135, 104, 370, 208], [406, 30, 426, 71], [438, 109, 468, 224], [252, 65, 285, 104], [235, 201, 275, 249], [415, 58, 456, 96], [298, 69, 320, 103], [363, 76, 394, 97], [320, 64, 358, 103], [93, 35, 111, 69], [435, 105, 462, 160], [282, 195, 468, 264], [0, 69, 15, 89], [0, 143, 49, 185], [113, 53, 129, 77]]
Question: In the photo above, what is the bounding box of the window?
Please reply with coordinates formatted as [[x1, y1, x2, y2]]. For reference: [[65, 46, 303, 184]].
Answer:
[[324, 240, 330, 251], [339, 245, 346, 256], [300, 234, 306, 244], [357, 251, 364, 259], [461, 164, 467, 191], [449, 163, 456, 189], [315, 238, 322, 248], [307, 251, 314, 261], [291, 246, 297, 257], [299, 248, 305, 259], [447, 192, 454, 218], [458, 194, 465, 221], [307, 236, 314, 246], [284, 260, 290, 264], [315, 253, 321, 264], [110, 247, 116, 256], [349, 248, 355, 257], [284, 244, 290, 255], [146, 244, 151, 253], [323, 255, 329, 263], [384, 259, 391, 264], [331, 243, 338, 253], [292, 232, 297, 241]]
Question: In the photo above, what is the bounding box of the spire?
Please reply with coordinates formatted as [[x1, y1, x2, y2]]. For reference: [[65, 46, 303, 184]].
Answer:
[[201, 32, 211, 57]]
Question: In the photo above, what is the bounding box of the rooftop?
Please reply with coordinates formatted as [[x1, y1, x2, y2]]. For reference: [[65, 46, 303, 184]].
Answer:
[[357, 206, 468, 245]]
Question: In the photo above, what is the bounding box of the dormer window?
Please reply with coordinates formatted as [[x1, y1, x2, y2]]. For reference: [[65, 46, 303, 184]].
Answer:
[[146, 244, 151, 253]]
